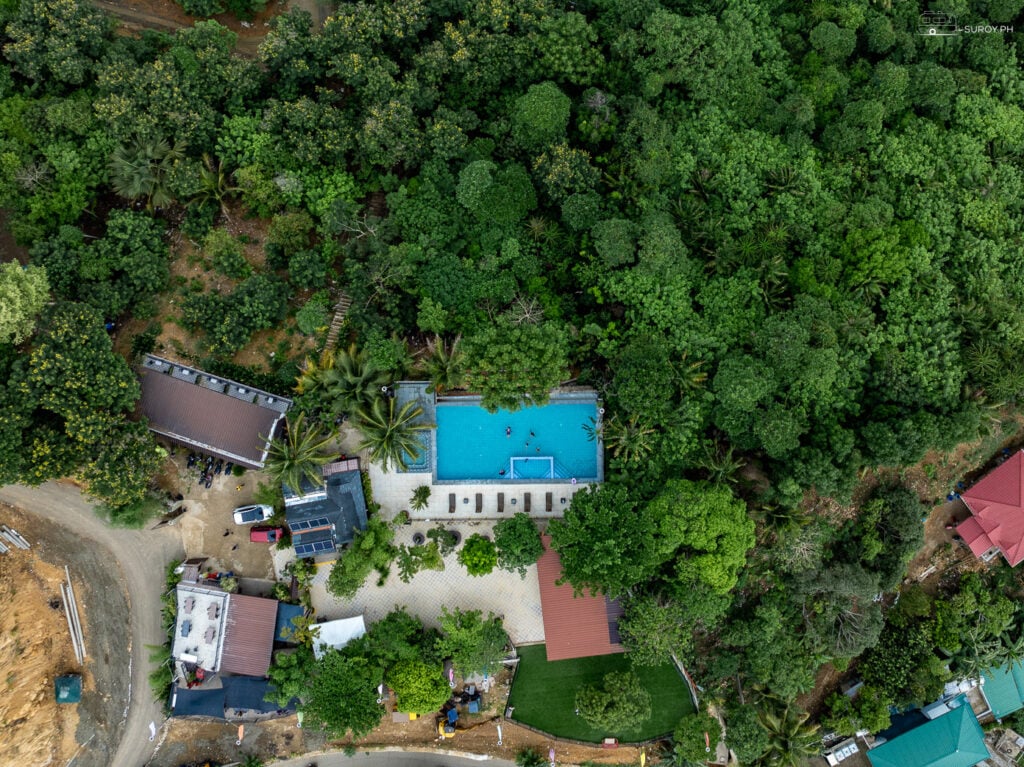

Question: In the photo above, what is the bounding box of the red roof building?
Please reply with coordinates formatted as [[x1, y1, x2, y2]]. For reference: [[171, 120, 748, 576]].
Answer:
[[957, 451, 1024, 566], [536, 535, 624, 662], [220, 594, 279, 677]]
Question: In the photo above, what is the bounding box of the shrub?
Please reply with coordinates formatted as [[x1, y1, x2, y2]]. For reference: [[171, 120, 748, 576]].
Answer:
[[458, 533, 497, 576], [296, 291, 331, 335], [205, 228, 251, 279]]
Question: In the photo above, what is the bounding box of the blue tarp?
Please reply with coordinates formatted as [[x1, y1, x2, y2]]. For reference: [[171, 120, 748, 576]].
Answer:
[[275, 603, 305, 643], [171, 686, 225, 717], [171, 678, 298, 718], [224, 676, 284, 713]]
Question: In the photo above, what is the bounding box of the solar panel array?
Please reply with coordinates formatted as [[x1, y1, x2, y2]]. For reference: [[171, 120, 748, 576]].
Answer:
[[290, 517, 331, 531], [294, 539, 336, 556]]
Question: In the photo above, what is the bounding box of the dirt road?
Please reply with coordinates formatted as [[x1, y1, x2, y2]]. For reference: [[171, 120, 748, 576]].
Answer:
[[0, 482, 185, 767]]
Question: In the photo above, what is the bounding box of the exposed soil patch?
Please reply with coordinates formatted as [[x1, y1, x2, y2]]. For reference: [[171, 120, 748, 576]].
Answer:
[[115, 202, 317, 376], [0, 504, 132, 767]]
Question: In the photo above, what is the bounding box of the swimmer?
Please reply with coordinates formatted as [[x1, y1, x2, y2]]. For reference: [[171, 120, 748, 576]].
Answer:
[[506, 426, 511, 437], [499, 469, 506, 476], [530, 431, 535, 437]]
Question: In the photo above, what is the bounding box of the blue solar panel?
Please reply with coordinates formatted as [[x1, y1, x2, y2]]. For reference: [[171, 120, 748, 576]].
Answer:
[[290, 517, 331, 531], [294, 539, 335, 556]]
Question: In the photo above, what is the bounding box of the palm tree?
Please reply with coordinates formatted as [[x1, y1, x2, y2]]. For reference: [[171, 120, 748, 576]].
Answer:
[[264, 412, 336, 495], [697, 441, 745, 484], [756, 700, 820, 767], [584, 414, 657, 466], [108, 136, 186, 209], [356, 397, 433, 472], [295, 345, 390, 415], [330, 343, 391, 413], [421, 334, 465, 393], [191, 153, 240, 217]]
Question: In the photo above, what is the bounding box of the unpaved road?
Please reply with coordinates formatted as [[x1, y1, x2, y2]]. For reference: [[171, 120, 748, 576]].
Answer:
[[0, 482, 185, 767]]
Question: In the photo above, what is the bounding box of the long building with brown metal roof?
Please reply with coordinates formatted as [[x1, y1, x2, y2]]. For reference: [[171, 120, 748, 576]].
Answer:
[[536, 535, 625, 662], [137, 355, 291, 468]]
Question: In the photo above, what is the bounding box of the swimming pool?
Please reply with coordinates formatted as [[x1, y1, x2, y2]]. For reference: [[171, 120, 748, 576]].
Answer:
[[434, 395, 602, 483]]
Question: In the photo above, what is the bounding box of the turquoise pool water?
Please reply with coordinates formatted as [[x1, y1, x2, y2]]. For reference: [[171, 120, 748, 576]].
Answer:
[[435, 397, 601, 482]]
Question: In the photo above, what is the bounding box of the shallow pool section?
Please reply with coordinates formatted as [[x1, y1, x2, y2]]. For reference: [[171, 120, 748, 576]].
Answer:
[[434, 394, 602, 483]]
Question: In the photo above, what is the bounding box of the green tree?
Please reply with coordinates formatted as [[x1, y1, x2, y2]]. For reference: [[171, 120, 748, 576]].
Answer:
[[493, 513, 543, 576], [618, 593, 697, 666], [435, 608, 508, 676], [575, 670, 652, 733], [463, 319, 569, 412], [646, 479, 755, 595], [386, 659, 450, 714], [326, 517, 397, 599], [0, 262, 49, 344], [264, 413, 335, 496], [548, 483, 664, 597], [266, 644, 316, 707], [303, 651, 383, 738], [297, 345, 390, 416], [674, 712, 722, 765], [355, 397, 432, 472], [458, 533, 498, 577], [511, 81, 571, 151], [3, 0, 112, 88]]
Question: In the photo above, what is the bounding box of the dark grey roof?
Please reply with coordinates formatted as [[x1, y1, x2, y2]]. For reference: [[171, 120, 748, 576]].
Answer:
[[138, 355, 292, 468], [171, 678, 298, 718], [285, 470, 368, 556]]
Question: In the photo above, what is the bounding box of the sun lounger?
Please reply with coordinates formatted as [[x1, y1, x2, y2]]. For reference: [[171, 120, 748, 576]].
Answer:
[[546, 492, 553, 512], [498, 493, 505, 513], [524, 492, 531, 513], [449, 493, 456, 514], [475, 493, 483, 513]]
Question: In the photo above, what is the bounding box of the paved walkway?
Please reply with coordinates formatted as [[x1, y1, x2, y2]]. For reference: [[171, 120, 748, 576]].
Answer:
[[308, 521, 545, 644], [368, 462, 588, 522]]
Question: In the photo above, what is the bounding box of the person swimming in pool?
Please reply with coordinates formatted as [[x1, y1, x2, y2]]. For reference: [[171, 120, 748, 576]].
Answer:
[[499, 469, 506, 476], [506, 426, 511, 437]]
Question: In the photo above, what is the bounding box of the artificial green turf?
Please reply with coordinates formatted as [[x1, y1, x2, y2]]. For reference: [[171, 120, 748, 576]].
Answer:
[[506, 644, 695, 742]]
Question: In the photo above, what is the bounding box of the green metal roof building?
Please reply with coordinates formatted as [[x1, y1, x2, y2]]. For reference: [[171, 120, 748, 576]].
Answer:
[[867, 697, 989, 767], [981, 660, 1024, 719]]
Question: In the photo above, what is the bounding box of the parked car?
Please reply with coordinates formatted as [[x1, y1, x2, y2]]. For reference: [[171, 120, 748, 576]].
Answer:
[[250, 526, 284, 543], [232, 504, 275, 525]]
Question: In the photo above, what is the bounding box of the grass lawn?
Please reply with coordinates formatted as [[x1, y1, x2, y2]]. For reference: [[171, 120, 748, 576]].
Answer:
[[506, 644, 695, 742]]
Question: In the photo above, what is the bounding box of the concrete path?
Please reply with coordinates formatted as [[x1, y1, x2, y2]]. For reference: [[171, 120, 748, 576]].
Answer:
[[310, 521, 546, 644], [0, 482, 185, 767]]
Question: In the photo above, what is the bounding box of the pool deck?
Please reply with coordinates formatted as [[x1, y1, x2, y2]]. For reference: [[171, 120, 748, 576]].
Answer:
[[369, 461, 590, 521]]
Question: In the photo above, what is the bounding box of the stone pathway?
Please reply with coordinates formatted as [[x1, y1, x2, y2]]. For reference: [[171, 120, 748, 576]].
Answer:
[[308, 520, 545, 644]]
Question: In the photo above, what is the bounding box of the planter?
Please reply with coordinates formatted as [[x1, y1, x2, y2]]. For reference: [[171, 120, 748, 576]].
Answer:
[[412, 532, 425, 546]]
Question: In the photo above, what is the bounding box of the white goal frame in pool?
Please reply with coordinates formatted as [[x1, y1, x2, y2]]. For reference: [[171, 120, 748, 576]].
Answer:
[[509, 456, 555, 479]]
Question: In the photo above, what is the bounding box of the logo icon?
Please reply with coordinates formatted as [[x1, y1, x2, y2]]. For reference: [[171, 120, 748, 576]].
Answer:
[[918, 12, 959, 35]]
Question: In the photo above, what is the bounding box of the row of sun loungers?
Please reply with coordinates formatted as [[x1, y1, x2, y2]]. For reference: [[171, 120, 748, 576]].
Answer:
[[445, 491, 557, 513]]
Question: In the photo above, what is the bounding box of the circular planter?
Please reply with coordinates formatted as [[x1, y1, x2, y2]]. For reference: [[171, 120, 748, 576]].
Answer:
[[450, 530, 462, 546], [412, 532, 426, 546]]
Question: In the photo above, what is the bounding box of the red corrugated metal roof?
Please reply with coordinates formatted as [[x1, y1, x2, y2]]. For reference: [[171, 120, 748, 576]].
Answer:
[[138, 369, 285, 468], [220, 594, 278, 677], [960, 451, 1024, 566], [956, 516, 995, 558], [537, 535, 624, 662]]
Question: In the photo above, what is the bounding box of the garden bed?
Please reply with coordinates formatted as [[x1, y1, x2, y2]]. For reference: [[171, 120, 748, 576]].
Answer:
[[506, 644, 694, 743]]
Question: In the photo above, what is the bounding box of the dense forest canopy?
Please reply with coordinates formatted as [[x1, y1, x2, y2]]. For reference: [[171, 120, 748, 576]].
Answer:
[[2, 0, 1024, 754]]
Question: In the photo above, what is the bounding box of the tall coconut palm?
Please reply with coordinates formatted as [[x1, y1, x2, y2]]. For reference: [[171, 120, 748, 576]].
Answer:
[[583, 414, 657, 466], [295, 345, 389, 416], [356, 397, 433, 472], [756, 700, 820, 767], [264, 412, 336, 495], [108, 136, 186, 210], [421, 334, 465, 393]]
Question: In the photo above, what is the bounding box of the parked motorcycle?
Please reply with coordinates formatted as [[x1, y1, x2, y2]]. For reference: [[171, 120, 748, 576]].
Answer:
[[214, 459, 224, 475]]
